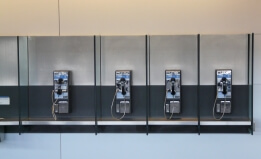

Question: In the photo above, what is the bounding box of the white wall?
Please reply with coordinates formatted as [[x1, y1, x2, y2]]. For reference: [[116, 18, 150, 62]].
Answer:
[[1, 0, 261, 35], [1, 1, 261, 159]]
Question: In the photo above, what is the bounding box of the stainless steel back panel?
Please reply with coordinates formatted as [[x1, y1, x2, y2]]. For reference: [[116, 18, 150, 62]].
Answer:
[[200, 35, 248, 85], [254, 34, 261, 85], [100, 36, 146, 86], [0, 37, 18, 86], [28, 36, 94, 85], [19, 37, 28, 86], [150, 35, 197, 85]]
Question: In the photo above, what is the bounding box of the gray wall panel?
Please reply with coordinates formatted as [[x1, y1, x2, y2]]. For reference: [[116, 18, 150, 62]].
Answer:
[[150, 35, 197, 85], [200, 35, 248, 85], [254, 34, 261, 84], [101, 36, 146, 86], [28, 36, 94, 86], [0, 37, 18, 86]]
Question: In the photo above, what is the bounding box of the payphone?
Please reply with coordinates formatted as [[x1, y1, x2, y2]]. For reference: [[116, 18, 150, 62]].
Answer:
[[164, 70, 181, 119], [52, 70, 71, 120], [110, 70, 132, 120], [213, 69, 232, 120]]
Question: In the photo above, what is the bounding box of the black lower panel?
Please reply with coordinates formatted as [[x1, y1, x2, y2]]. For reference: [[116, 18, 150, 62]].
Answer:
[[150, 85, 197, 118], [200, 85, 249, 119], [0, 86, 19, 118], [1, 85, 252, 134], [3, 126, 20, 133], [149, 125, 198, 133], [1, 85, 249, 119], [3, 125, 251, 134], [4, 125, 144, 133], [97, 125, 146, 133], [28, 86, 95, 119], [200, 126, 251, 133], [4, 125, 95, 133], [99, 86, 146, 120]]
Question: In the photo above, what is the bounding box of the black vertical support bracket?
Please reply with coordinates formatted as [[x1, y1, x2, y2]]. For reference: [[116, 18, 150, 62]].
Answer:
[[17, 36, 21, 135], [251, 33, 254, 135], [197, 34, 200, 135], [145, 35, 150, 135], [248, 34, 250, 85], [94, 35, 98, 135]]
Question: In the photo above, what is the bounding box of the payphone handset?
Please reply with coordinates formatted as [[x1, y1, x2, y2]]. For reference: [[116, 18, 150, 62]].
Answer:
[[111, 70, 132, 120], [164, 70, 181, 119], [52, 70, 71, 120], [213, 69, 232, 120]]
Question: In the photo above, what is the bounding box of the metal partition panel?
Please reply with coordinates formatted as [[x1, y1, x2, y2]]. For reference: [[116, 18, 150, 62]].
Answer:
[[28, 36, 94, 86], [101, 36, 146, 86], [0, 37, 18, 86], [27, 37, 95, 120], [18, 37, 29, 119], [99, 36, 146, 121], [200, 34, 249, 120], [0, 37, 19, 119], [149, 35, 198, 121], [150, 35, 198, 85], [200, 35, 248, 85]]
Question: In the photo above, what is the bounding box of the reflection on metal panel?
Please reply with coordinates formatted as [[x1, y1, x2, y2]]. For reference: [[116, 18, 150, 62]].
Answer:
[[200, 35, 248, 85], [0, 37, 18, 86], [19, 37, 28, 86], [150, 35, 197, 85], [28, 36, 94, 85], [95, 36, 101, 86], [254, 34, 261, 85], [101, 36, 146, 86]]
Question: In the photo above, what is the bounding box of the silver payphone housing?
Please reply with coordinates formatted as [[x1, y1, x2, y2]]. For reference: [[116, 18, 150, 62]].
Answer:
[[165, 70, 181, 114], [115, 70, 132, 114], [215, 69, 232, 114], [53, 70, 71, 114]]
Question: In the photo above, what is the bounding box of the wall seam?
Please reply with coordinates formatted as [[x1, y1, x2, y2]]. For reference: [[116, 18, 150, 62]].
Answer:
[[58, 0, 61, 36], [60, 133, 62, 159]]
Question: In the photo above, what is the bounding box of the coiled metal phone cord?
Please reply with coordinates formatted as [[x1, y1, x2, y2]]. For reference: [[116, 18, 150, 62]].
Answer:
[[213, 94, 226, 120], [51, 90, 57, 121], [164, 90, 175, 120], [111, 89, 127, 120]]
